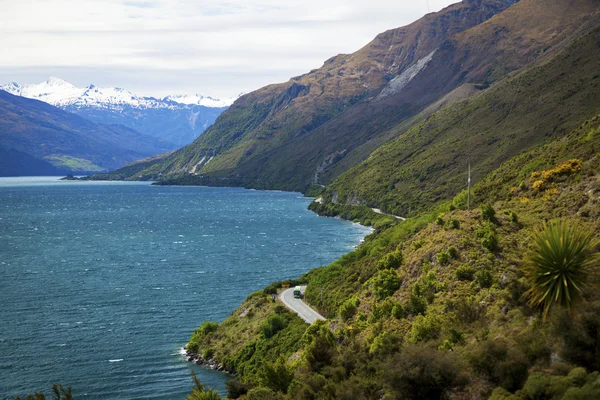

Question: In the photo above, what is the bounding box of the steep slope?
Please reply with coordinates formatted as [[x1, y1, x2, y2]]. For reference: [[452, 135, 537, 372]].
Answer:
[[185, 112, 600, 399], [0, 90, 175, 174], [317, 22, 600, 217], [2, 78, 232, 146], [119, 0, 520, 183], [120, 0, 599, 193]]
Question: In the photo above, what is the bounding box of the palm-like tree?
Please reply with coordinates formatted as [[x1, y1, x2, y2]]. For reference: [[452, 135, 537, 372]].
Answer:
[[525, 220, 599, 319]]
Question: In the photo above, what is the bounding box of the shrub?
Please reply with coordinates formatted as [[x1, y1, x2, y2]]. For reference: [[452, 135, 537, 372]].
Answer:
[[338, 297, 360, 322], [373, 269, 401, 300], [436, 216, 444, 226], [437, 250, 450, 265], [553, 305, 600, 371], [445, 219, 460, 230], [258, 358, 295, 394], [469, 339, 529, 392], [476, 222, 499, 252], [245, 387, 280, 400], [518, 368, 595, 400], [385, 343, 467, 399], [410, 314, 442, 343], [509, 211, 519, 224], [370, 331, 401, 355], [392, 303, 405, 319], [302, 322, 336, 372], [455, 265, 475, 281], [370, 299, 395, 322], [409, 293, 428, 315], [377, 249, 403, 270], [261, 314, 286, 338], [525, 220, 599, 319], [448, 246, 459, 259], [476, 269, 494, 288], [225, 378, 248, 399], [481, 203, 497, 223], [450, 296, 483, 324]]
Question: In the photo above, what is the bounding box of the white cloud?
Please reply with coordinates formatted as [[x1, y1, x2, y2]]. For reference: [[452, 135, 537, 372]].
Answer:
[[0, 0, 456, 98]]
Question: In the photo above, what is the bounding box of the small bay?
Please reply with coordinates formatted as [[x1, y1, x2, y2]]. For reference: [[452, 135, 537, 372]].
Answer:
[[0, 177, 371, 399]]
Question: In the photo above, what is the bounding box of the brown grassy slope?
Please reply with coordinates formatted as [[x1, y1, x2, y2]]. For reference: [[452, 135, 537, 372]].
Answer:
[[322, 22, 600, 217], [128, 0, 517, 179], [220, 0, 600, 191]]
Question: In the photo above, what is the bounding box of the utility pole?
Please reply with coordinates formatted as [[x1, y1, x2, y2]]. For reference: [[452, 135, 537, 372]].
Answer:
[[467, 161, 471, 211]]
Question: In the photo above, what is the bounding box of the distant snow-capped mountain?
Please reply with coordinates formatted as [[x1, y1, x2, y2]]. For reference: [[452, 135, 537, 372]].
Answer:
[[1, 77, 234, 146], [1, 77, 236, 109]]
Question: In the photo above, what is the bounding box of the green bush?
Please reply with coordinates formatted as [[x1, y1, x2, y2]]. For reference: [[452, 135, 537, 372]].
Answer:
[[517, 368, 599, 400], [481, 203, 497, 223], [469, 339, 529, 392], [476, 269, 494, 288], [455, 265, 475, 281], [436, 216, 445, 226], [445, 219, 460, 230], [448, 246, 459, 259], [225, 378, 248, 399], [450, 296, 483, 324], [302, 321, 336, 372], [392, 303, 405, 319], [258, 358, 295, 394], [377, 249, 403, 270], [385, 343, 467, 400], [409, 293, 428, 315], [410, 314, 442, 343], [437, 251, 450, 265], [373, 269, 401, 300], [369, 331, 401, 355], [553, 305, 600, 371], [245, 387, 280, 400], [509, 211, 519, 224], [476, 222, 499, 252], [261, 314, 286, 338], [338, 297, 360, 321]]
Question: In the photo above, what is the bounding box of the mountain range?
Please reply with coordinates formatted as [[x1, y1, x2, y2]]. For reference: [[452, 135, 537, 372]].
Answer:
[[106, 0, 600, 213], [0, 90, 176, 175], [1, 77, 235, 146]]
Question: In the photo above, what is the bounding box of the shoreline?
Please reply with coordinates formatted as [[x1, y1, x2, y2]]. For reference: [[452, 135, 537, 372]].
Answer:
[[183, 347, 236, 376]]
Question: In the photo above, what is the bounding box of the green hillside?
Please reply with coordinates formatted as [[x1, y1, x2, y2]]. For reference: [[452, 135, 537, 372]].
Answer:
[[318, 25, 600, 217], [185, 110, 600, 399]]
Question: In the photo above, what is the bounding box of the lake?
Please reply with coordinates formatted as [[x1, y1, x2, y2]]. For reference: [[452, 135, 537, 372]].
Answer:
[[0, 177, 371, 399]]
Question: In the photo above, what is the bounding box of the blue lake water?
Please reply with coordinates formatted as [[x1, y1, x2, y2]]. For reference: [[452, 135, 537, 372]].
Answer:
[[0, 177, 371, 399]]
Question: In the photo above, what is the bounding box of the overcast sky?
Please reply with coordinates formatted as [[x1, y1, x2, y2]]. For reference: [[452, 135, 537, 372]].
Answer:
[[0, 0, 456, 99]]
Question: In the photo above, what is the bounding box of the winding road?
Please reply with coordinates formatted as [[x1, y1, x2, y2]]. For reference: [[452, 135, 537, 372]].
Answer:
[[280, 286, 326, 324], [371, 208, 406, 221]]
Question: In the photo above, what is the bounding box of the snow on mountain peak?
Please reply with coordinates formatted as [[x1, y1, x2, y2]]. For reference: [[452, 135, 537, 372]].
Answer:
[[163, 93, 235, 108], [0, 78, 235, 109]]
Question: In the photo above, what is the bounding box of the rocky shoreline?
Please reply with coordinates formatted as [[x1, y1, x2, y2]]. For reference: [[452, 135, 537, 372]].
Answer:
[[184, 349, 235, 375]]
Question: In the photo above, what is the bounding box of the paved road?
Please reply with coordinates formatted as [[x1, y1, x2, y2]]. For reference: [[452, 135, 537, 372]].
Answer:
[[371, 208, 406, 221], [280, 286, 326, 324]]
